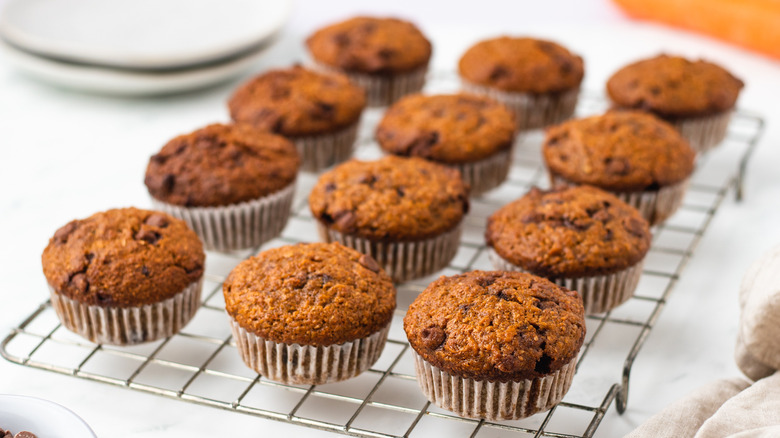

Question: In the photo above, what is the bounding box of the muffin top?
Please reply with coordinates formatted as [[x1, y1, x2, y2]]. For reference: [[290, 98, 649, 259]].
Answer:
[[309, 156, 469, 241], [404, 270, 585, 381], [543, 111, 695, 191], [41, 208, 205, 307], [144, 124, 300, 207], [223, 242, 396, 345], [306, 16, 432, 74], [228, 65, 366, 136], [486, 186, 651, 277], [607, 54, 744, 118], [375, 93, 516, 163], [458, 37, 584, 94]]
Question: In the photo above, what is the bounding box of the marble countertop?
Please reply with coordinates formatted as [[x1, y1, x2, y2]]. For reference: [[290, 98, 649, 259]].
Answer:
[[1, 1, 780, 437]]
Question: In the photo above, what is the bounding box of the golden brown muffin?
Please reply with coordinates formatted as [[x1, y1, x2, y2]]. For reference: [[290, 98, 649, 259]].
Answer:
[[404, 270, 585, 382], [306, 16, 431, 75], [309, 156, 469, 241], [42, 208, 204, 307], [543, 111, 695, 192], [486, 186, 651, 278], [223, 242, 395, 346], [228, 65, 366, 137], [607, 54, 743, 118], [144, 123, 300, 207], [459, 37, 584, 94], [376, 93, 516, 163]]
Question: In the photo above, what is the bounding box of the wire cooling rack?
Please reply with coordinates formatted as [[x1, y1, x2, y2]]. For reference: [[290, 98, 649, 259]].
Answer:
[[1, 73, 765, 438]]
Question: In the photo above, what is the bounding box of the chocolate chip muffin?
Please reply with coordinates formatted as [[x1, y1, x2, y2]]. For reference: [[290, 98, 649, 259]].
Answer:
[[309, 156, 469, 282], [486, 186, 651, 314], [376, 93, 517, 195], [306, 16, 431, 106], [458, 36, 584, 131], [223, 242, 396, 384], [543, 111, 695, 225], [228, 65, 366, 171], [145, 123, 299, 252], [607, 54, 744, 152], [404, 270, 585, 420], [41, 208, 205, 345]]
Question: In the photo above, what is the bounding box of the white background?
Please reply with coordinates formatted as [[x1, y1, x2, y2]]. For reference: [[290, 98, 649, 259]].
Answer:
[[1, 0, 779, 437]]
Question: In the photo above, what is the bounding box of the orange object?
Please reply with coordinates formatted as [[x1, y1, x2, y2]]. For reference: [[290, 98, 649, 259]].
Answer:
[[612, 0, 780, 59]]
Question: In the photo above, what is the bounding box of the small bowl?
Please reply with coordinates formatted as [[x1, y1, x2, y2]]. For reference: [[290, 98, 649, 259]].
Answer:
[[0, 395, 96, 438]]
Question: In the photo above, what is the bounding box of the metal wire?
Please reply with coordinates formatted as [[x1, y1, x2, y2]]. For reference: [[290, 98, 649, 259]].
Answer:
[[1, 73, 765, 437]]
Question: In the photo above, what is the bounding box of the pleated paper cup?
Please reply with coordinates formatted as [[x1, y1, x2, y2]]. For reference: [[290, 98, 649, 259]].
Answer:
[[488, 248, 644, 315], [550, 175, 690, 226], [311, 61, 428, 107], [293, 122, 360, 172], [671, 110, 732, 154], [412, 350, 577, 420], [461, 80, 580, 131], [317, 222, 462, 283], [230, 319, 390, 385], [150, 183, 296, 253], [49, 278, 203, 346], [452, 148, 513, 196]]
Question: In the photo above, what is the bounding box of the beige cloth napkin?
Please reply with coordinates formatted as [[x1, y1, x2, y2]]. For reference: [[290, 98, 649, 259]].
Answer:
[[626, 246, 780, 438]]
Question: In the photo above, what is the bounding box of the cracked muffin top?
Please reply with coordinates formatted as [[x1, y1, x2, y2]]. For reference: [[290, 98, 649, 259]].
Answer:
[[144, 123, 300, 207], [306, 16, 432, 74], [375, 93, 516, 164], [309, 156, 469, 241], [42, 208, 204, 307], [543, 111, 695, 192], [404, 270, 585, 381], [458, 36, 584, 94], [223, 242, 396, 345], [607, 54, 744, 118], [228, 65, 366, 136], [486, 186, 651, 278]]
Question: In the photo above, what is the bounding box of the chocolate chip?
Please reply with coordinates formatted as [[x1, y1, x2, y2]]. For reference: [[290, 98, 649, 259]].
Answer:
[[396, 187, 405, 198], [458, 304, 472, 313], [358, 174, 377, 186], [489, 65, 509, 81], [377, 48, 395, 60], [145, 213, 169, 228], [311, 101, 335, 120], [494, 289, 514, 301], [141, 265, 150, 276], [286, 272, 308, 289], [476, 275, 497, 287], [324, 182, 337, 192], [333, 33, 350, 46], [592, 209, 612, 223], [53, 221, 78, 244], [563, 217, 591, 231], [521, 212, 543, 224], [534, 353, 553, 374], [358, 254, 380, 273], [405, 131, 439, 157], [604, 157, 631, 175], [623, 216, 648, 239], [334, 211, 357, 232], [135, 228, 161, 244], [70, 272, 89, 294], [604, 228, 614, 241], [146, 173, 176, 195], [150, 153, 167, 164], [420, 325, 446, 350]]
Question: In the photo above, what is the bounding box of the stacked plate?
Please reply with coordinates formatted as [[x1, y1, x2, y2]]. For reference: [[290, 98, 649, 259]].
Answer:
[[0, 0, 293, 95]]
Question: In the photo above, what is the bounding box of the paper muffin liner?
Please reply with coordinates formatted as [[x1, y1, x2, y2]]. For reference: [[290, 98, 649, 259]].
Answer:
[[49, 278, 203, 346], [671, 110, 733, 154], [452, 147, 513, 196], [311, 61, 428, 107], [317, 222, 462, 283], [488, 248, 644, 314], [229, 318, 390, 385], [461, 80, 580, 131], [411, 350, 577, 420], [150, 182, 296, 252], [550, 175, 690, 226], [293, 122, 360, 172]]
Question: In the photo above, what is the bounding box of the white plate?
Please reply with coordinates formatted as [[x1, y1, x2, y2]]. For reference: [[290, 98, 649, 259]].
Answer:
[[0, 0, 292, 70], [0, 394, 97, 438], [1, 38, 273, 96]]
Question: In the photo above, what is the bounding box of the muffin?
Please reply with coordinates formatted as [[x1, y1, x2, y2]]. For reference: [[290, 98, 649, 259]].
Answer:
[[144, 123, 300, 252], [228, 65, 366, 171], [41, 208, 205, 345], [486, 186, 651, 314], [309, 156, 469, 282], [542, 111, 696, 225], [223, 242, 396, 384], [404, 270, 585, 420], [376, 93, 517, 195], [306, 16, 432, 107], [607, 54, 744, 152], [458, 36, 584, 131]]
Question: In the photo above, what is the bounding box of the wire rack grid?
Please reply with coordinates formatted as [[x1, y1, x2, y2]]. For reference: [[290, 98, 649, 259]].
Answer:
[[2, 73, 765, 438]]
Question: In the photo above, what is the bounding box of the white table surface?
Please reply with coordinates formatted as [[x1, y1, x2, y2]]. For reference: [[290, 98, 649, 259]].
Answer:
[[1, 1, 779, 437]]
